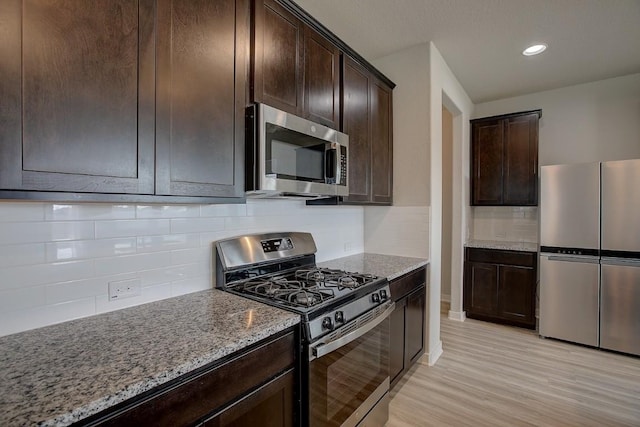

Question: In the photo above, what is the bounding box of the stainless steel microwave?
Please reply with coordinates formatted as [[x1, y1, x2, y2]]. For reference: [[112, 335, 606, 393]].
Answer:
[[245, 103, 348, 199]]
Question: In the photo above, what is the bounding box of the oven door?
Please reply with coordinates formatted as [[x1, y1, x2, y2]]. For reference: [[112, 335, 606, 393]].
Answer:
[[308, 302, 394, 427]]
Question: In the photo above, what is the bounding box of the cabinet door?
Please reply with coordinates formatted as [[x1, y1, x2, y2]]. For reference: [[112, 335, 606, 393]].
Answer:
[[204, 370, 294, 427], [498, 265, 535, 326], [304, 27, 340, 129], [342, 56, 371, 203], [463, 261, 498, 317], [471, 119, 503, 205], [503, 114, 538, 205], [370, 80, 393, 204], [155, 0, 246, 197], [389, 297, 406, 387], [252, 0, 304, 115], [405, 287, 425, 365], [0, 0, 155, 194]]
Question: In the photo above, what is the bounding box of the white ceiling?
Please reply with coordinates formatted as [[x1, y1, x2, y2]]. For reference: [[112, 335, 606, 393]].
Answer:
[[293, 0, 640, 103]]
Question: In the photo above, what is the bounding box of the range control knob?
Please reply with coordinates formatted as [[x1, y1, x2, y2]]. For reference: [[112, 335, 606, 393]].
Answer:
[[322, 316, 334, 331], [379, 289, 388, 300], [372, 293, 381, 303], [335, 311, 345, 324]]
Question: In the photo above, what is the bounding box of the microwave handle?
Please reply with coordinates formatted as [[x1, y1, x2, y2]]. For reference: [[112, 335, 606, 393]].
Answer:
[[325, 144, 338, 183]]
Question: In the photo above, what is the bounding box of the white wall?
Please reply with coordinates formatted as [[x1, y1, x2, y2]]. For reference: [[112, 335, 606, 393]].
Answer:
[[363, 45, 431, 261], [441, 107, 453, 300], [370, 43, 472, 366], [0, 199, 363, 337], [429, 42, 474, 364], [474, 73, 640, 166]]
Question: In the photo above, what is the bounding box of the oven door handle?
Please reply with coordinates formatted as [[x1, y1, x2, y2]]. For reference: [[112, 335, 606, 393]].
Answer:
[[310, 301, 395, 361]]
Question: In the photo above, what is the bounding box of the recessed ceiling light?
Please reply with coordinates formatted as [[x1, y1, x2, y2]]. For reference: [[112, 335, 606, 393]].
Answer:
[[522, 43, 547, 56]]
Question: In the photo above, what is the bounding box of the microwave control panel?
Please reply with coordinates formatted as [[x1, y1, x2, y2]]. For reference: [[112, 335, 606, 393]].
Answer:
[[340, 146, 347, 186]]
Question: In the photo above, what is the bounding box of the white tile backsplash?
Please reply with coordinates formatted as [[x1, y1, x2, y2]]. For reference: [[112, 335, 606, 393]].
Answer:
[[364, 206, 430, 258], [0, 221, 95, 244], [471, 206, 538, 242], [95, 219, 171, 239], [0, 199, 364, 337]]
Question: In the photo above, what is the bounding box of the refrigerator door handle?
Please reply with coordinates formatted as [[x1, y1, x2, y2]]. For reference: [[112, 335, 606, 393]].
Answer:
[[543, 255, 600, 264], [601, 257, 640, 267]]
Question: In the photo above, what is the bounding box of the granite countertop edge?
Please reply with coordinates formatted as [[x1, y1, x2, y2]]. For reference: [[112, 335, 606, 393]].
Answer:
[[465, 239, 538, 252], [0, 289, 300, 427], [47, 314, 300, 427], [319, 252, 429, 281]]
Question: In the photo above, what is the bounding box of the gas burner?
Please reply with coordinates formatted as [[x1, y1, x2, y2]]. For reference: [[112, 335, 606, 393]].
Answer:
[[292, 291, 317, 306], [296, 269, 325, 282], [338, 276, 358, 288]]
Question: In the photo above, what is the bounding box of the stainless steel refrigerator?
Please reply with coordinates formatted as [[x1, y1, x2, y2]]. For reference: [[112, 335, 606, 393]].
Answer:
[[539, 159, 640, 356]]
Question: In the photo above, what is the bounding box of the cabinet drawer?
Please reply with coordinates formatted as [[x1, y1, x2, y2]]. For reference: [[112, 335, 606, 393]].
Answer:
[[88, 330, 296, 427], [465, 247, 536, 267], [390, 267, 426, 301]]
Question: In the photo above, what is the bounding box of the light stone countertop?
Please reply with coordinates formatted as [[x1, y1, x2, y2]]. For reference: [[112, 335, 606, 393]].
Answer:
[[0, 289, 299, 427], [319, 253, 429, 281], [465, 239, 538, 252]]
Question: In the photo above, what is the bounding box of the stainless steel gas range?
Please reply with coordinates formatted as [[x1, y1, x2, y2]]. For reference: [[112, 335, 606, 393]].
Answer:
[[215, 232, 393, 427]]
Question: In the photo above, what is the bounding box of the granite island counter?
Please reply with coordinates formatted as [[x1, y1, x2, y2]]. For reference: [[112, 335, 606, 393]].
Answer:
[[0, 289, 299, 426]]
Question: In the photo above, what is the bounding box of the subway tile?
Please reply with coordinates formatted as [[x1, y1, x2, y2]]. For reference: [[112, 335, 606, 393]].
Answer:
[[200, 230, 236, 247], [0, 202, 45, 222], [136, 204, 200, 219], [0, 297, 96, 337], [45, 277, 108, 305], [170, 276, 211, 297], [0, 286, 46, 312], [245, 199, 304, 216], [0, 260, 95, 291], [171, 247, 210, 266], [170, 217, 225, 234], [95, 219, 170, 239], [94, 252, 172, 276], [200, 204, 247, 217], [45, 238, 136, 262], [0, 243, 46, 267], [45, 203, 135, 221], [136, 234, 200, 253], [0, 221, 95, 244]]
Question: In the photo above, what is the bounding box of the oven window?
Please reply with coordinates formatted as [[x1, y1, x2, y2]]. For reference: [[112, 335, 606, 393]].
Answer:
[[266, 123, 325, 182], [309, 318, 389, 427]]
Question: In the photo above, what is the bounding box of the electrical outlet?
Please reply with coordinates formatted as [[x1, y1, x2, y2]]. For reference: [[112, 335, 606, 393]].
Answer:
[[108, 278, 141, 300], [344, 242, 352, 252]]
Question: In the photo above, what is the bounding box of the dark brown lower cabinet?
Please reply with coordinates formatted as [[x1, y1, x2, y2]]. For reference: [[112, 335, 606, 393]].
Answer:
[[389, 267, 426, 389], [463, 248, 537, 329], [203, 370, 294, 427], [81, 329, 297, 427]]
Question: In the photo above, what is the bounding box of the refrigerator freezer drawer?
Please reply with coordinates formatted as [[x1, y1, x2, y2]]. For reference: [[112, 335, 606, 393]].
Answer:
[[539, 255, 599, 346], [600, 263, 640, 356]]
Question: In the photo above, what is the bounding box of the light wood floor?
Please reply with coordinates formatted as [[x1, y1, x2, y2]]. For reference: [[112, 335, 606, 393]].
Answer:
[[388, 315, 640, 426]]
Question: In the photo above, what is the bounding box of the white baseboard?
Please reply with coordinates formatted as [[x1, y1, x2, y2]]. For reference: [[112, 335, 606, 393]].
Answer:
[[427, 340, 443, 366], [448, 310, 466, 322], [440, 294, 451, 303]]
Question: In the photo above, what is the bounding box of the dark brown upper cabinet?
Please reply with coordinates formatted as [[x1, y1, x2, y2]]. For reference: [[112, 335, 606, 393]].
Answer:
[[155, 0, 248, 198], [0, 0, 155, 195], [471, 110, 541, 206], [252, 0, 340, 129], [0, 0, 246, 202], [342, 56, 393, 205], [303, 26, 340, 129]]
